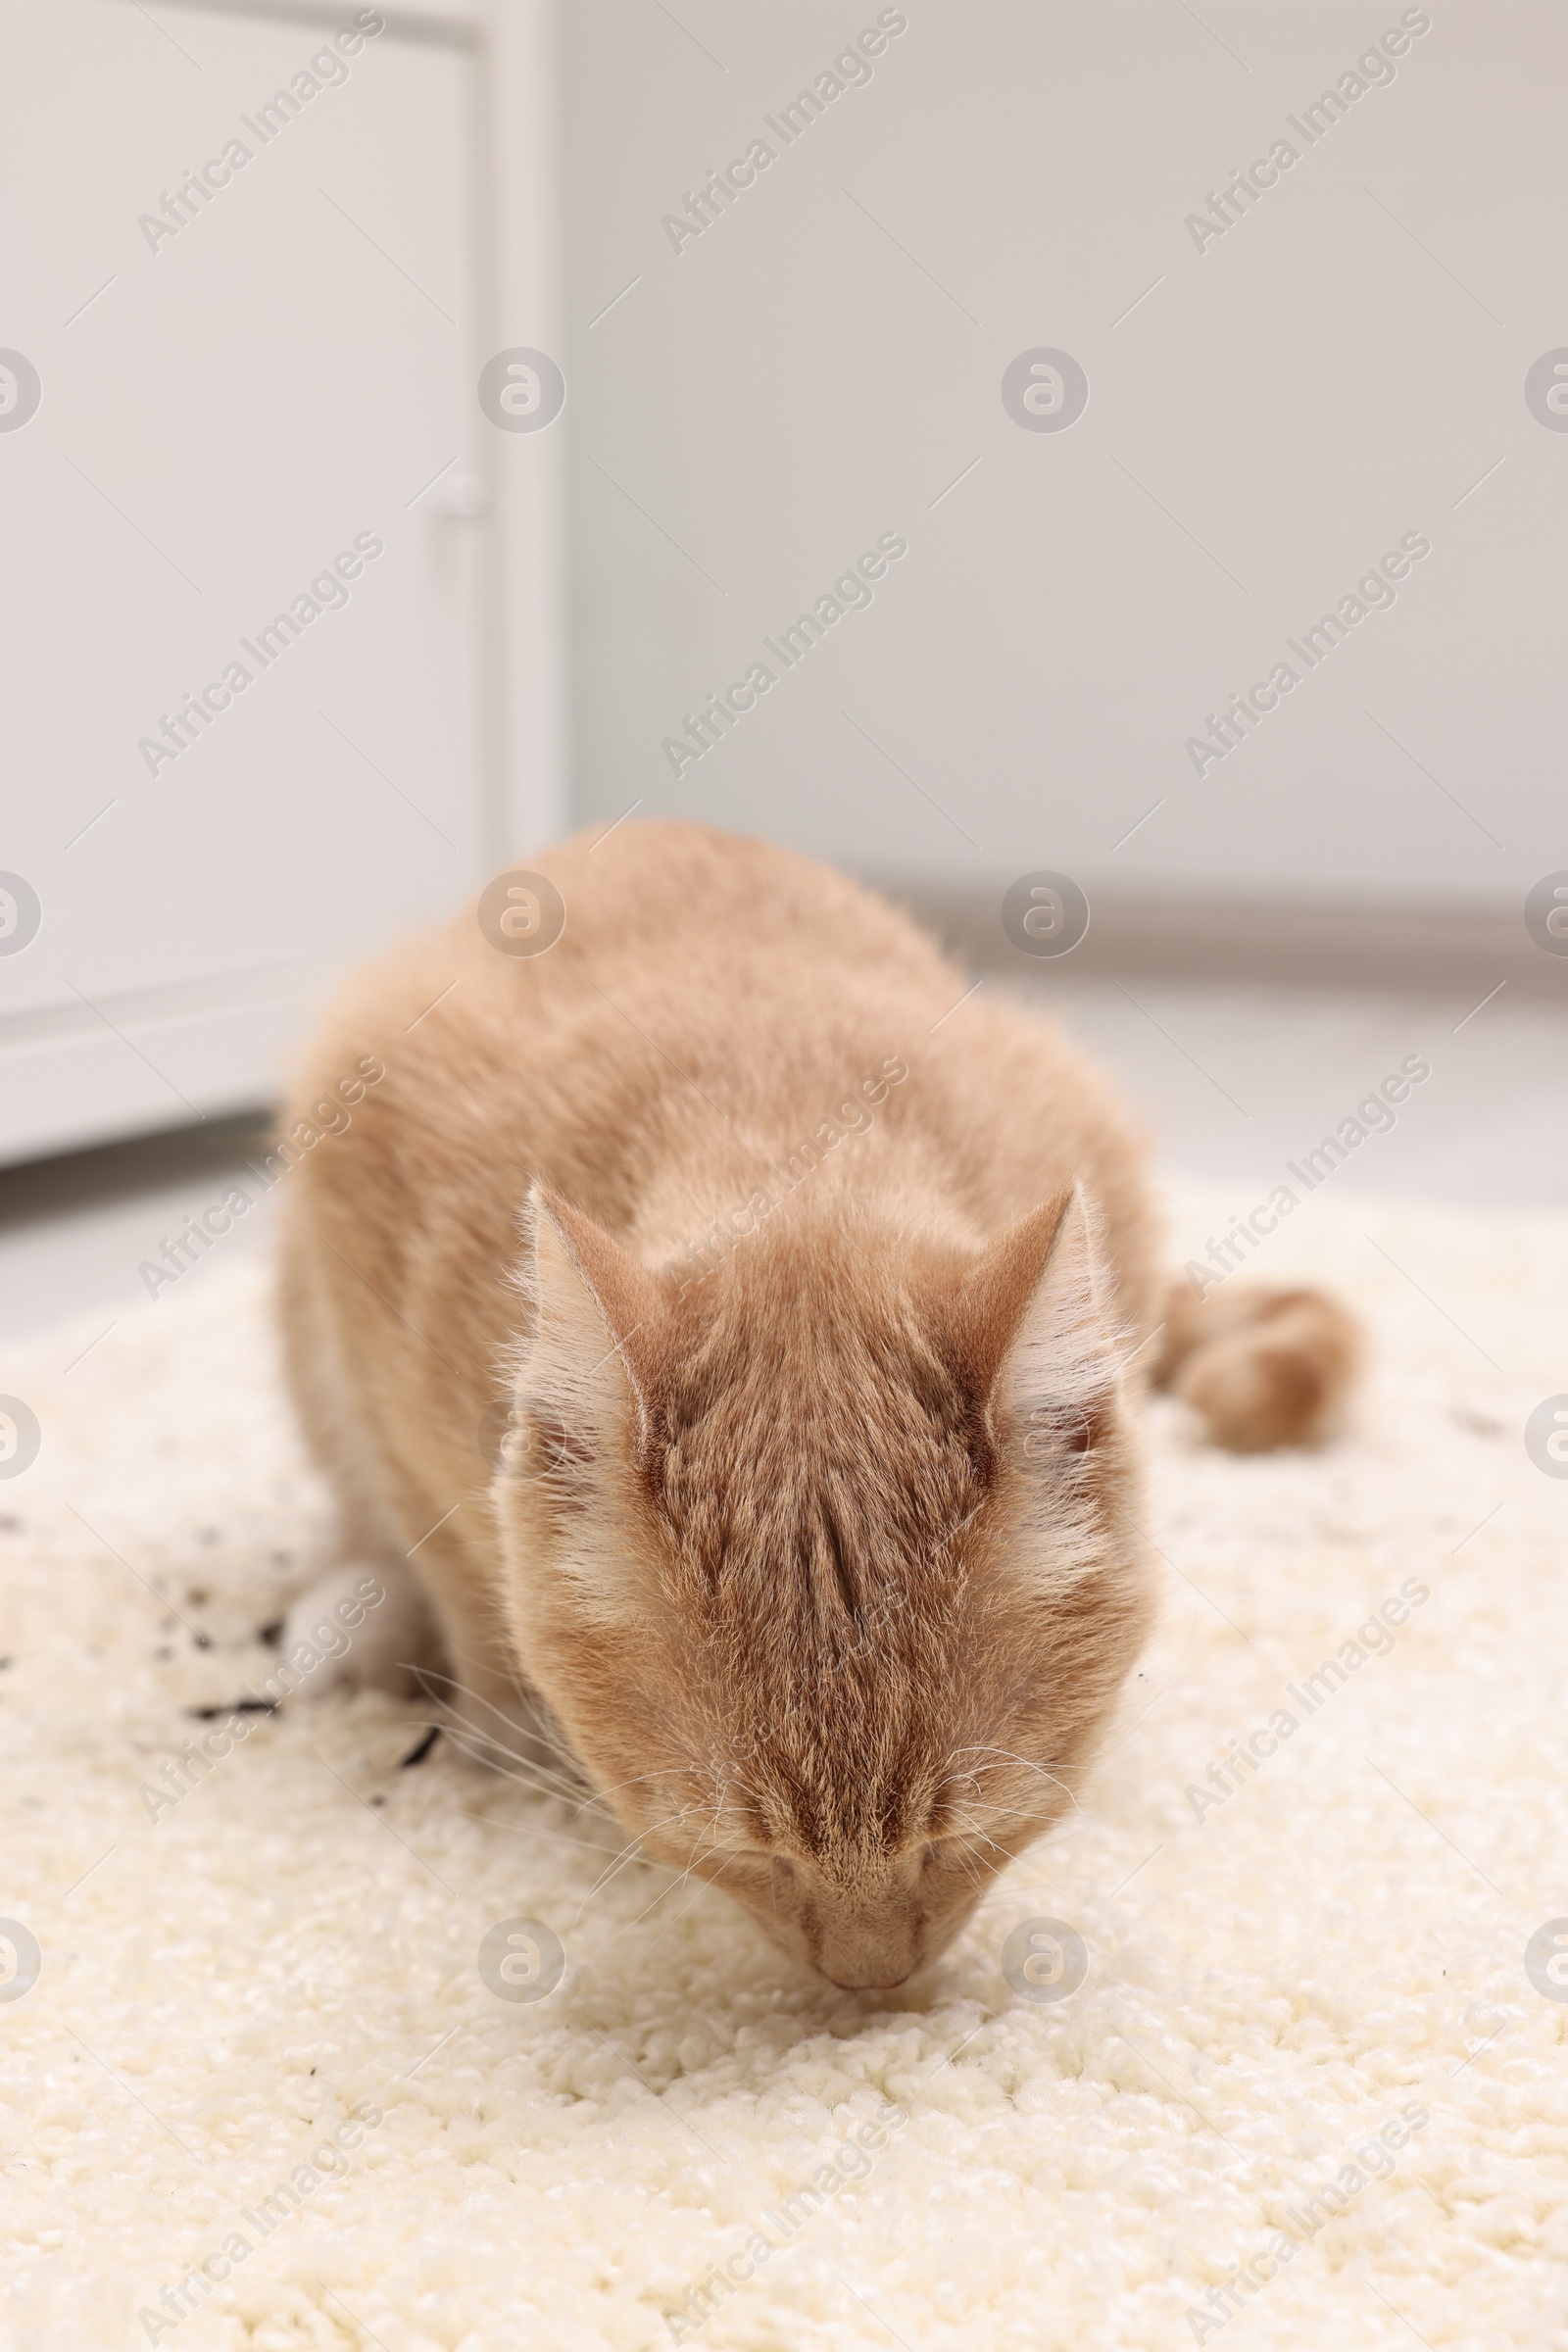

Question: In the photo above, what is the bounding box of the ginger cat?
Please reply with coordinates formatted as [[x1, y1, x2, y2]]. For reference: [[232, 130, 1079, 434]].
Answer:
[[277, 822, 1355, 1989]]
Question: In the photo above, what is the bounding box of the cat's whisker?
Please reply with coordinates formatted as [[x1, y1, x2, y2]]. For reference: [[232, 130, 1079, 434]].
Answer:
[[573, 1825, 670, 1915], [437, 1805, 628, 1862], [571, 1852, 660, 1933], [417, 1673, 717, 1898], [947, 1744, 1087, 1817], [632, 1850, 745, 1961], [438, 1729, 590, 1808], [573, 1813, 691, 1923], [940, 1806, 1010, 1862], [955, 1848, 1014, 1888], [932, 1768, 986, 1804], [969, 1848, 1011, 1888], [564, 1764, 697, 1823], [598, 1823, 727, 1933], [422, 1637, 557, 1731], [630, 1817, 723, 1923], [436, 1723, 600, 1811], [429, 1708, 604, 1809], [409, 1660, 578, 1762], [645, 1818, 713, 1904], [934, 1793, 1029, 1824], [941, 1801, 1009, 1843], [416, 1672, 710, 1842], [408, 1667, 594, 1805]]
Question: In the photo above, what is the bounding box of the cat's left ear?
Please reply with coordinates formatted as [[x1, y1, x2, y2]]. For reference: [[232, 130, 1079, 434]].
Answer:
[[513, 1186, 670, 1462], [956, 1186, 1120, 1453]]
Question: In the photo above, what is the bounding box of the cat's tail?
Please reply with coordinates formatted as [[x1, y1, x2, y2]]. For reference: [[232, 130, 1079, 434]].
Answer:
[[1150, 1280, 1362, 1452]]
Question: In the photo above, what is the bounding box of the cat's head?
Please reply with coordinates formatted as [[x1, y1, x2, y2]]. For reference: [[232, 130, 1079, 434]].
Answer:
[[490, 1182, 1152, 1989]]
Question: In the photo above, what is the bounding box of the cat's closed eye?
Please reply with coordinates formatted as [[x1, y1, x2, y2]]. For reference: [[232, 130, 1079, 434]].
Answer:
[[723, 1847, 792, 1879]]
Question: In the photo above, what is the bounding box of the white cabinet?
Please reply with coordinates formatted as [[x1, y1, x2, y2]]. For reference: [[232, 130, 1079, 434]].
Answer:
[[0, 0, 562, 1166]]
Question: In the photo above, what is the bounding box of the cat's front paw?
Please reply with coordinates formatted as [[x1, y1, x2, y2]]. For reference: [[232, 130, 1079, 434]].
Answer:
[[277, 1561, 433, 1699]]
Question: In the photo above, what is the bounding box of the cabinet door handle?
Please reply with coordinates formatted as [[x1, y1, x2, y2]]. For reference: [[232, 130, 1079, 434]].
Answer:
[[428, 473, 493, 519]]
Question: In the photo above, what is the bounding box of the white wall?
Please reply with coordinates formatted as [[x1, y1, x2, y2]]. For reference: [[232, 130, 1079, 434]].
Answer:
[[563, 0, 1565, 911]]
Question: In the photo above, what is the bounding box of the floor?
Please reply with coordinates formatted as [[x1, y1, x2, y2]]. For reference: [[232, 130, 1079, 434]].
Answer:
[[13, 1076, 1564, 2350], [2, 978, 1563, 1346]]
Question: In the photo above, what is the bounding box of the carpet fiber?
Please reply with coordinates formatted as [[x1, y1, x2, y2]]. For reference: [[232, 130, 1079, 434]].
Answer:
[[2, 1181, 1566, 2350]]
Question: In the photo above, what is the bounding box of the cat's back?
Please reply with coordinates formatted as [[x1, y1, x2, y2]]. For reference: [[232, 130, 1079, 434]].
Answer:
[[545, 820, 945, 980], [281, 820, 1153, 1299], [286, 821, 955, 1176]]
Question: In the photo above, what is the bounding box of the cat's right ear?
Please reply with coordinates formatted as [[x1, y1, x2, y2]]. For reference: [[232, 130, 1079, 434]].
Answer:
[[512, 1186, 670, 1467]]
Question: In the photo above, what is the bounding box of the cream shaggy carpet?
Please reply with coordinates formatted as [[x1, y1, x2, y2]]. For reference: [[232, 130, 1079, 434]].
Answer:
[[2, 1180, 1566, 2352]]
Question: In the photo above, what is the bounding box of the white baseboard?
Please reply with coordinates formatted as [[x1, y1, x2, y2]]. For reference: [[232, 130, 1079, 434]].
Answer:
[[882, 882, 1567, 1001]]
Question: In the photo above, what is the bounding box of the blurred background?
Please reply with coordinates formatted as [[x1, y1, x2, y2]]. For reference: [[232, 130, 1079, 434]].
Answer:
[[4, 0, 1566, 1340]]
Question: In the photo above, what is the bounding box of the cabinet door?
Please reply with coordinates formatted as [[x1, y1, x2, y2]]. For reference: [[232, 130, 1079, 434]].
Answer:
[[0, 0, 495, 1164]]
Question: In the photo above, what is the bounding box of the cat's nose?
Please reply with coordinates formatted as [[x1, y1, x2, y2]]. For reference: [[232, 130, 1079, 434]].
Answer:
[[815, 1903, 919, 1990]]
